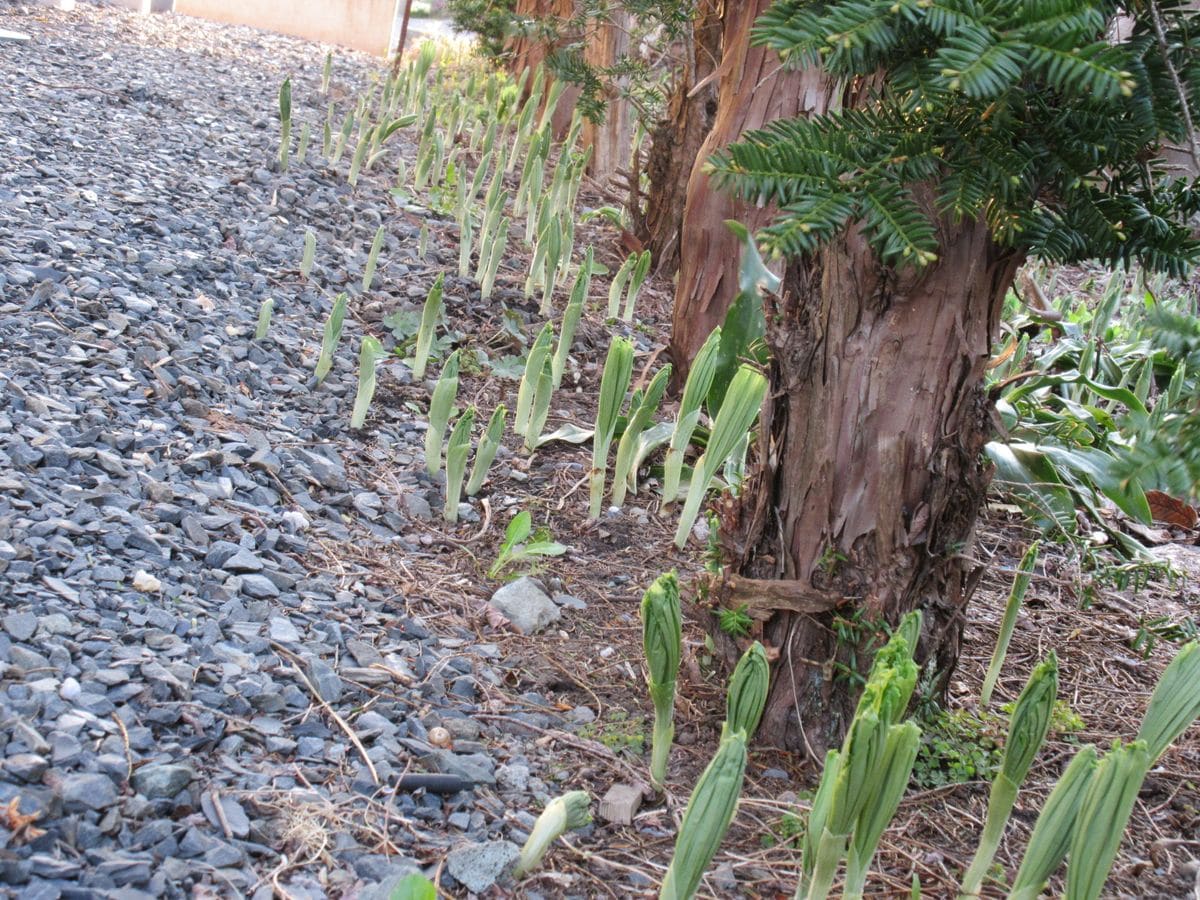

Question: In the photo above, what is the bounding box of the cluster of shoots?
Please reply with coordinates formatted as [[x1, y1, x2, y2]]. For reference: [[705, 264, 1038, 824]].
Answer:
[[607, 249, 651, 321], [797, 613, 923, 900]]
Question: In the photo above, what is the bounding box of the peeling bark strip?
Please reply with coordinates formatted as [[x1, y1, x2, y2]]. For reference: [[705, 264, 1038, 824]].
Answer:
[[720, 574, 843, 620], [727, 213, 1023, 756], [668, 0, 838, 379]]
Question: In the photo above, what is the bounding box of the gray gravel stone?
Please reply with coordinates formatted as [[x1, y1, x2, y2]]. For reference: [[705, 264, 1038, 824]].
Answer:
[[489, 577, 562, 634], [446, 840, 519, 893], [59, 773, 119, 810], [132, 764, 195, 799]]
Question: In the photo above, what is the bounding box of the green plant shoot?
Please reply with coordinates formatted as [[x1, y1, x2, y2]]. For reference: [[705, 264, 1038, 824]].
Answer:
[[590, 336, 634, 519], [466, 404, 506, 496], [314, 292, 348, 384], [641, 572, 681, 791], [443, 407, 475, 522], [424, 350, 460, 476], [350, 336, 384, 429], [362, 224, 385, 292], [674, 364, 766, 547], [981, 541, 1040, 706], [411, 273, 444, 381]]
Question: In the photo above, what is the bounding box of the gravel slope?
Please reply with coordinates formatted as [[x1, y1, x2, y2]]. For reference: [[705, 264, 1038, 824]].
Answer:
[[0, 5, 585, 898]]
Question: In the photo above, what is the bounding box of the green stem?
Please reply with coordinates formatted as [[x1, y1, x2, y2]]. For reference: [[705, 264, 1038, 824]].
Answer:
[[802, 829, 848, 900], [649, 689, 675, 791], [960, 773, 1018, 897]]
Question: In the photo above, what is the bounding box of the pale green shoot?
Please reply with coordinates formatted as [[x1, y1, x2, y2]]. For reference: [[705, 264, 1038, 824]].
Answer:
[[612, 366, 671, 508], [674, 365, 766, 547], [314, 292, 348, 384], [350, 336, 385, 429], [411, 274, 444, 381], [981, 541, 1040, 705], [362, 224, 385, 291], [443, 407, 475, 522], [589, 336, 634, 519], [424, 350, 460, 476], [466, 404, 506, 496]]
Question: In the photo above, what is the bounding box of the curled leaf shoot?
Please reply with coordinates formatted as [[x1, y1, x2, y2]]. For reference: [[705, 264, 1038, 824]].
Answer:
[[622, 249, 652, 322], [362, 224, 386, 292], [981, 541, 1040, 706], [278, 77, 291, 171], [1136, 640, 1200, 762], [552, 247, 601, 389], [466, 404, 506, 496], [641, 572, 681, 791], [1008, 744, 1098, 900], [725, 641, 769, 739], [659, 730, 748, 900], [443, 407, 475, 522], [314, 292, 348, 385], [961, 652, 1059, 897], [411, 273, 444, 382], [513, 322, 555, 441], [300, 229, 316, 278], [424, 350, 460, 476], [612, 365, 671, 508], [350, 334, 386, 428], [590, 336, 634, 519], [674, 364, 766, 547], [514, 791, 592, 878], [663, 327, 722, 504], [255, 298, 274, 341], [607, 253, 636, 319]]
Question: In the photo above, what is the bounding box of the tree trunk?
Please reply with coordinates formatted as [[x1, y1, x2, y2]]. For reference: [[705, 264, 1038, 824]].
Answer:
[[668, 0, 838, 378], [717, 215, 1023, 757], [637, 0, 722, 274], [581, 10, 634, 182]]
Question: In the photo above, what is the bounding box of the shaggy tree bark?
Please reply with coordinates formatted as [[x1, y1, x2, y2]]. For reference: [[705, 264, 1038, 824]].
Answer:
[[637, 0, 722, 274], [581, 9, 635, 182], [715, 212, 1023, 756], [505, 0, 578, 135], [668, 0, 837, 377]]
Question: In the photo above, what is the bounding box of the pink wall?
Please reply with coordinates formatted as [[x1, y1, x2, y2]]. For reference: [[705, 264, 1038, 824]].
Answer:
[[175, 0, 399, 55]]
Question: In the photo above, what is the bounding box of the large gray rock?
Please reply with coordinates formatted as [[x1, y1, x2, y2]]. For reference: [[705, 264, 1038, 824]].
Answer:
[[446, 840, 519, 894], [489, 577, 561, 634]]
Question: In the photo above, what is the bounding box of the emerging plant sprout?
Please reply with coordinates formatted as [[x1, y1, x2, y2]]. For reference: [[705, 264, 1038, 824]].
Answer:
[[361, 224, 385, 291], [466, 404, 506, 496], [674, 364, 766, 547], [300, 229, 316, 278], [314, 292, 348, 384], [350, 336, 385, 429], [411, 274, 444, 381], [641, 572, 681, 791], [278, 77, 291, 171], [255, 298, 273, 341], [443, 407, 475, 522], [424, 350, 460, 476], [589, 336, 634, 519], [512, 791, 592, 878]]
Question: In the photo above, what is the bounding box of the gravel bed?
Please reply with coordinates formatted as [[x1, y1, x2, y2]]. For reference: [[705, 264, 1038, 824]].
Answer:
[[0, 4, 587, 897]]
